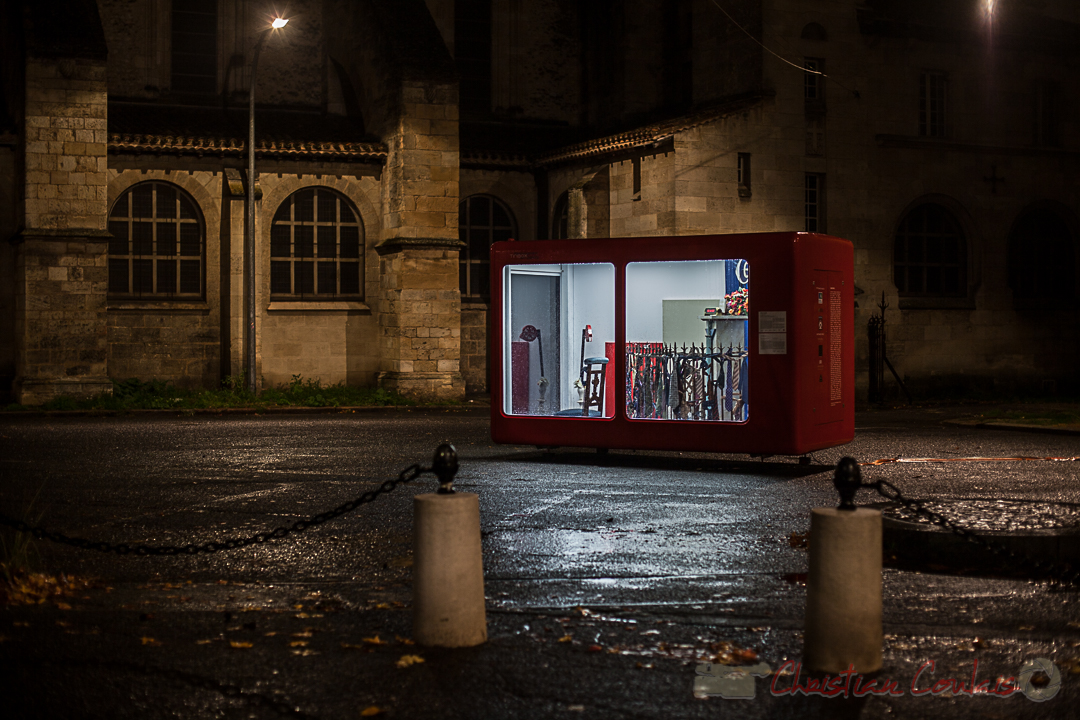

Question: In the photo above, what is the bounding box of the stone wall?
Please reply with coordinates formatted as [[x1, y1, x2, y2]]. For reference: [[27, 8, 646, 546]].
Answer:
[[104, 169, 223, 389], [13, 44, 112, 404]]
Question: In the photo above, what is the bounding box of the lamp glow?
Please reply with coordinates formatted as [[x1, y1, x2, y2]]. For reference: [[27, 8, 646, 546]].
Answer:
[[272, 17, 288, 29]]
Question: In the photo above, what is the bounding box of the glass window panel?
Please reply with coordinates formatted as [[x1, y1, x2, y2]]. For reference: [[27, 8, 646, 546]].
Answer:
[[459, 263, 468, 295], [294, 190, 315, 222], [271, 224, 290, 257], [155, 185, 176, 218], [294, 225, 314, 258], [908, 268, 923, 293], [316, 191, 336, 223], [179, 222, 201, 256], [178, 195, 197, 220], [179, 260, 200, 294], [492, 201, 512, 227], [624, 260, 748, 423], [502, 263, 614, 419], [132, 222, 153, 255], [108, 221, 128, 255], [271, 261, 291, 294], [317, 225, 337, 258], [340, 226, 360, 258], [340, 262, 360, 295], [133, 259, 153, 294], [295, 262, 314, 294], [157, 222, 176, 256], [273, 201, 291, 223], [942, 268, 959, 295], [157, 259, 176, 294], [926, 266, 941, 294], [469, 228, 491, 256], [925, 238, 941, 263], [908, 237, 923, 263], [317, 261, 337, 294], [469, 196, 490, 226], [108, 259, 129, 293], [132, 185, 153, 218], [474, 262, 490, 297], [111, 194, 128, 218], [492, 228, 513, 243]]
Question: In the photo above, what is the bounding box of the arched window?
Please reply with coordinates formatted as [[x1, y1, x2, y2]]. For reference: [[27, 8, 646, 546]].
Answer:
[[459, 194, 515, 298], [1008, 207, 1075, 301], [551, 190, 569, 240], [894, 203, 967, 297], [108, 181, 204, 298], [270, 187, 364, 299]]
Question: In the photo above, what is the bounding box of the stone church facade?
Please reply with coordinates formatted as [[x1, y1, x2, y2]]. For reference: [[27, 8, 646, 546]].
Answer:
[[2, 0, 1078, 405]]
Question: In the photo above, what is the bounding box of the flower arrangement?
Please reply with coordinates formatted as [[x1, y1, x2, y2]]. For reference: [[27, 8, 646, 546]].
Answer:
[[725, 287, 749, 316]]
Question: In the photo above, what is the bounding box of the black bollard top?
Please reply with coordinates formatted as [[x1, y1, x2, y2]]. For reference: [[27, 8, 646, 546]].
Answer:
[[834, 457, 862, 510], [433, 442, 459, 494]]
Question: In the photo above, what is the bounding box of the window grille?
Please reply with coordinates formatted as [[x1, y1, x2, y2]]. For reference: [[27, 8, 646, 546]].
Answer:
[[108, 182, 204, 299], [459, 195, 516, 298], [270, 188, 364, 299], [894, 203, 967, 297]]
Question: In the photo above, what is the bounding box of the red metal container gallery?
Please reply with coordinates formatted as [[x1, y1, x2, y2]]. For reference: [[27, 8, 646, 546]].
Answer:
[[490, 232, 854, 457]]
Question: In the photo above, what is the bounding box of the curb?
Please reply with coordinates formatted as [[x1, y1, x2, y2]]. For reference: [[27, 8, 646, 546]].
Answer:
[[942, 419, 1080, 437], [0, 403, 491, 419]]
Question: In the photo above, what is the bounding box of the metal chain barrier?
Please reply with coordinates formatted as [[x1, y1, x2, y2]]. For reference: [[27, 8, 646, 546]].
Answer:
[[0, 443, 460, 557], [834, 457, 1080, 588]]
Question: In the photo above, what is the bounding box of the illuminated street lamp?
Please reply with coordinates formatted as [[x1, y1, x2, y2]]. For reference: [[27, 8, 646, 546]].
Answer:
[[246, 16, 289, 394]]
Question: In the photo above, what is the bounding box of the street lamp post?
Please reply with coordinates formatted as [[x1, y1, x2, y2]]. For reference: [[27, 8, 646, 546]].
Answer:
[[246, 16, 288, 394]]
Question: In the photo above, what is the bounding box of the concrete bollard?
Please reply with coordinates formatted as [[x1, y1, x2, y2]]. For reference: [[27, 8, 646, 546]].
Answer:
[[804, 458, 883, 674], [412, 444, 487, 647]]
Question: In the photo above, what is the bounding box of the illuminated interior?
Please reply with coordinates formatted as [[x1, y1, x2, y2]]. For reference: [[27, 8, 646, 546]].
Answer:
[[502, 259, 748, 421]]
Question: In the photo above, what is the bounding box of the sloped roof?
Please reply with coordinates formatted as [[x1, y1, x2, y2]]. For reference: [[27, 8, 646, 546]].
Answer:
[[461, 92, 766, 170], [107, 101, 385, 161]]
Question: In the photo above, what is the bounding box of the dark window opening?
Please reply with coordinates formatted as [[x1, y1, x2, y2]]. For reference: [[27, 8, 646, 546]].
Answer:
[[459, 194, 515, 298], [805, 57, 824, 107], [738, 153, 752, 198], [171, 0, 218, 96], [805, 174, 824, 232], [1008, 209, 1075, 301], [894, 203, 967, 297], [919, 71, 947, 138], [108, 182, 204, 299], [662, 0, 694, 110], [270, 187, 364, 299], [455, 0, 492, 117]]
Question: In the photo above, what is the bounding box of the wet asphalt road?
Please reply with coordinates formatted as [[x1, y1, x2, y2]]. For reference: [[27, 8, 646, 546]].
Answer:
[[0, 405, 1078, 719]]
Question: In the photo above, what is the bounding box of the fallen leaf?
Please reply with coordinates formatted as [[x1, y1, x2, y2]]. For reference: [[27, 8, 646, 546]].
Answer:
[[395, 635, 414, 645], [229, 641, 253, 649], [360, 707, 384, 717], [1018, 625, 1035, 631], [292, 648, 319, 656], [587, 644, 603, 653], [396, 654, 424, 668], [558, 635, 573, 643], [55, 602, 72, 610], [289, 640, 309, 647], [788, 531, 810, 549], [292, 630, 314, 638], [362, 635, 387, 645], [196, 639, 214, 645], [140, 637, 160, 646]]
